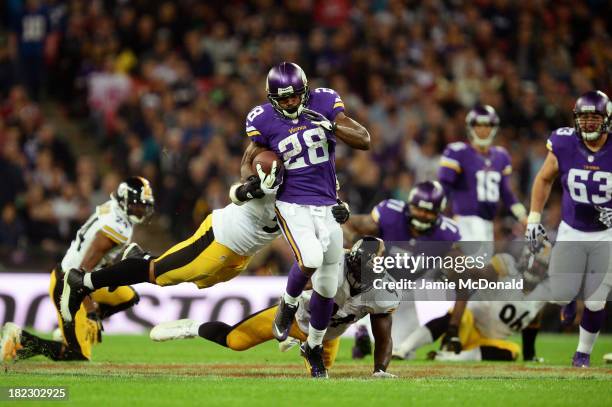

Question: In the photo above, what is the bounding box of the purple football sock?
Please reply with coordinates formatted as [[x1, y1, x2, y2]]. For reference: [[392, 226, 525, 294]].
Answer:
[[285, 262, 309, 298], [580, 308, 605, 333], [309, 291, 334, 330]]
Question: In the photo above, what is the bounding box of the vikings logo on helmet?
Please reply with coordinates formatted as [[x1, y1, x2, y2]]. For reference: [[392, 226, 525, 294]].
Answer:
[[465, 105, 500, 148], [407, 181, 447, 231], [266, 62, 309, 119], [113, 176, 155, 224], [573, 90, 612, 142]]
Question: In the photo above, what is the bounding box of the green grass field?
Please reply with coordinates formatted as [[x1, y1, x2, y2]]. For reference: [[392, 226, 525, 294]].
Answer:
[[3, 333, 612, 407]]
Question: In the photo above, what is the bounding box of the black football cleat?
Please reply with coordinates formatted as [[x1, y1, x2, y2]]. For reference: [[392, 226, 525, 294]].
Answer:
[[121, 242, 151, 261], [272, 297, 298, 341], [300, 342, 328, 378], [60, 269, 92, 323]]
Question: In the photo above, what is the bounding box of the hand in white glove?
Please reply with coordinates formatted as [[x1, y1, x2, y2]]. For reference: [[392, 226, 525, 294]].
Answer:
[[256, 161, 279, 195], [372, 370, 397, 379], [302, 108, 336, 133], [525, 223, 548, 253]]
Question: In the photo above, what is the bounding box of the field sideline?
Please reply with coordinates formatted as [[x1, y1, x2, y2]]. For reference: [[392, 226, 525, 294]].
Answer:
[[3, 333, 612, 406]]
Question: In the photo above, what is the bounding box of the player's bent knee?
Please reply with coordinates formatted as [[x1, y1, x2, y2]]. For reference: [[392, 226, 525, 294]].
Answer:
[[301, 251, 324, 270], [584, 300, 606, 312], [312, 271, 339, 298]]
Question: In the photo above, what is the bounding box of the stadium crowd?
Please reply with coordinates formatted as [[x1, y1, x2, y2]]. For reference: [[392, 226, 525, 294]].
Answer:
[[0, 0, 610, 270]]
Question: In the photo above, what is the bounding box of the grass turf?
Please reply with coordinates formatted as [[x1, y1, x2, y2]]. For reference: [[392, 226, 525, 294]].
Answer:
[[2, 333, 611, 407]]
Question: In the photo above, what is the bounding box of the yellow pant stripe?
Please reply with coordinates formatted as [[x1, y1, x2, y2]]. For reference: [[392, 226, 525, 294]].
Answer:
[[274, 207, 303, 267]]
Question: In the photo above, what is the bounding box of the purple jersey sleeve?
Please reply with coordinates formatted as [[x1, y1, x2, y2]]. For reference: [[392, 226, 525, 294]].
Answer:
[[310, 88, 345, 121], [244, 104, 272, 147], [372, 199, 405, 228], [371, 199, 410, 241], [497, 147, 519, 208], [546, 127, 574, 158], [438, 143, 463, 187]]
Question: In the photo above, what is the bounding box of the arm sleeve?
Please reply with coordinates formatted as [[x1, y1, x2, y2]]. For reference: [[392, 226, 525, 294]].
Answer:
[[245, 107, 268, 146], [438, 147, 461, 187], [317, 88, 345, 121], [499, 151, 519, 208]]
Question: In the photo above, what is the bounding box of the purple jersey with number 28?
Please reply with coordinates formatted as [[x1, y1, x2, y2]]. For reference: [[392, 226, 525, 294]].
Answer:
[[246, 88, 345, 206], [547, 127, 612, 232]]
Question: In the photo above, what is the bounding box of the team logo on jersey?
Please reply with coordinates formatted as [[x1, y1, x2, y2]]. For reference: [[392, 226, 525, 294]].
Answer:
[[289, 125, 306, 134]]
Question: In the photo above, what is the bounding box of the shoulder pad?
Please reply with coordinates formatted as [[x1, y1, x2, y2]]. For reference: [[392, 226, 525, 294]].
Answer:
[[547, 128, 575, 153], [99, 204, 131, 244], [553, 127, 575, 137]]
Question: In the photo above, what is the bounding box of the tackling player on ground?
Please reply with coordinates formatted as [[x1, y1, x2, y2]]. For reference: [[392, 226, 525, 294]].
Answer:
[[239, 61, 370, 377], [150, 237, 398, 378], [395, 243, 551, 362], [345, 181, 472, 358], [438, 106, 527, 257], [1, 177, 154, 363], [58, 168, 349, 332], [526, 90, 612, 368]]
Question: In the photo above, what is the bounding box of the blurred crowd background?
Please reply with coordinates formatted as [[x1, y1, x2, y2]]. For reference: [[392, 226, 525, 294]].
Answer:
[[0, 0, 611, 274]]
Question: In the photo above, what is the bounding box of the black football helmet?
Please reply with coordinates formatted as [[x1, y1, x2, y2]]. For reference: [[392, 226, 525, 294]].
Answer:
[[345, 236, 385, 295], [113, 176, 155, 224]]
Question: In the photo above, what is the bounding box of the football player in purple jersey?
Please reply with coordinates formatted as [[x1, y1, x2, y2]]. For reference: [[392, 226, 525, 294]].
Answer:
[[345, 181, 475, 357], [438, 106, 527, 259], [233, 62, 370, 377], [527, 90, 612, 367]]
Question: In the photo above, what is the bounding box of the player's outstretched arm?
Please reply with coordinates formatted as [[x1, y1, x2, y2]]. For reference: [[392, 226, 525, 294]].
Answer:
[[78, 231, 117, 312], [371, 313, 395, 377], [80, 231, 117, 272], [529, 152, 559, 216], [334, 112, 370, 150], [441, 300, 466, 354], [345, 214, 380, 236]]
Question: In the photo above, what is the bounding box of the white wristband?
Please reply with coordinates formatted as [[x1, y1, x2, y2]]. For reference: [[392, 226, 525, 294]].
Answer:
[[510, 203, 527, 222], [229, 183, 246, 206], [527, 212, 541, 224]]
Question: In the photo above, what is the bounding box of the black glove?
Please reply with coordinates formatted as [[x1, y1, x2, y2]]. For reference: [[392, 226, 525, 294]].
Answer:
[[332, 199, 350, 224], [235, 175, 265, 201], [441, 325, 462, 354], [302, 108, 337, 133]]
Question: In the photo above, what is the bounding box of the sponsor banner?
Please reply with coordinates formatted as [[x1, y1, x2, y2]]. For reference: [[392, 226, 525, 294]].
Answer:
[[0, 273, 450, 335]]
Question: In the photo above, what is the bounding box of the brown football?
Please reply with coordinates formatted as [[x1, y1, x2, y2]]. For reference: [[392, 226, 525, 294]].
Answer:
[[252, 150, 283, 175]]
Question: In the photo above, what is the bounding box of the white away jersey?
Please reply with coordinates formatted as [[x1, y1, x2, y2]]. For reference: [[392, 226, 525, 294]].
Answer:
[[468, 253, 546, 339], [296, 265, 399, 340], [61, 200, 133, 271], [211, 195, 281, 256]]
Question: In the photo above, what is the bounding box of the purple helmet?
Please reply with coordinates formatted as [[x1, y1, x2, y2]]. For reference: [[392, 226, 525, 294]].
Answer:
[[573, 90, 612, 141], [407, 181, 447, 231], [465, 105, 500, 148], [266, 62, 309, 119]]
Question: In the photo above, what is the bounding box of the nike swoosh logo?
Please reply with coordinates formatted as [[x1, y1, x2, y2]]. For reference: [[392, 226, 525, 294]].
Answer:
[[273, 324, 284, 338]]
